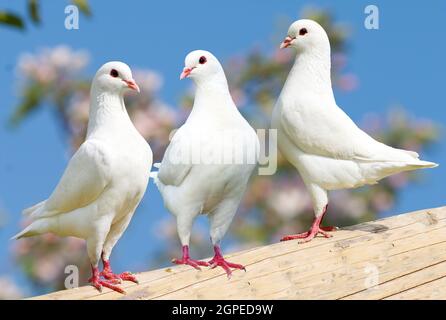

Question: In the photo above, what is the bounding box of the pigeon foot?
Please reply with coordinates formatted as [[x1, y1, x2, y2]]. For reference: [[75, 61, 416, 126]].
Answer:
[[280, 205, 337, 243], [172, 245, 210, 270], [101, 259, 139, 284], [208, 245, 246, 279], [89, 266, 126, 294], [280, 226, 336, 243]]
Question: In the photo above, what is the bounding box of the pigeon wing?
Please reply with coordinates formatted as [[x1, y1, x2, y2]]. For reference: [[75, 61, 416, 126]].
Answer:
[[280, 99, 410, 162], [34, 140, 112, 218], [157, 129, 193, 187]]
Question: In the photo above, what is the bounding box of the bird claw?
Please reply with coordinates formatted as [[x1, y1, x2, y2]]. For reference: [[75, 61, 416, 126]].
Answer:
[[101, 270, 139, 284], [280, 225, 337, 243], [172, 257, 210, 270], [208, 256, 246, 279], [89, 266, 126, 294], [120, 272, 139, 284], [89, 276, 126, 294], [106, 277, 122, 284], [100, 259, 139, 284]]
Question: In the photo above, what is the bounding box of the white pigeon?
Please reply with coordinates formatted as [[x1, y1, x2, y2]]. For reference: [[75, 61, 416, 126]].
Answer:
[[12, 61, 153, 293], [152, 50, 259, 277], [272, 19, 438, 243]]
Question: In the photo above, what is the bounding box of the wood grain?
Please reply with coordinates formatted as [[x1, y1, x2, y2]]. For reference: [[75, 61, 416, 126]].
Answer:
[[29, 206, 446, 300]]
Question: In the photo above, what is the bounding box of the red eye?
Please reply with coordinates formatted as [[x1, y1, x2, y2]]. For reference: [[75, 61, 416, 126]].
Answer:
[[199, 56, 207, 64], [299, 28, 308, 36], [110, 69, 119, 77]]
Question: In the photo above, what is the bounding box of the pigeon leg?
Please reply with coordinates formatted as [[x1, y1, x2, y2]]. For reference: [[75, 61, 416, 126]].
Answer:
[[172, 245, 210, 270], [88, 265, 125, 294], [100, 256, 139, 284], [280, 206, 337, 243], [208, 245, 246, 279]]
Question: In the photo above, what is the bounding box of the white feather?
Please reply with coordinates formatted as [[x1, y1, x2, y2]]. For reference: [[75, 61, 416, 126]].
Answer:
[[273, 20, 438, 217], [155, 50, 259, 246], [12, 62, 153, 267]]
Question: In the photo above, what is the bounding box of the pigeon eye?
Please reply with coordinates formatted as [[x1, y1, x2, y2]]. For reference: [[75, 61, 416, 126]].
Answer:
[[199, 56, 207, 64], [110, 69, 119, 78], [299, 28, 308, 36]]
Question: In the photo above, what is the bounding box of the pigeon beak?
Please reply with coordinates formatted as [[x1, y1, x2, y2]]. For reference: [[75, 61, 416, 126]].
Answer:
[[180, 67, 193, 80], [280, 36, 295, 49], [124, 79, 140, 92]]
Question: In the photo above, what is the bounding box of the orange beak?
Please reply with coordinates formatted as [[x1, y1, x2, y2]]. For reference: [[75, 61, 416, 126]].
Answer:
[[123, 79, 140, 92], [280, 36, 295, 49], [180, 67, 194, 80]]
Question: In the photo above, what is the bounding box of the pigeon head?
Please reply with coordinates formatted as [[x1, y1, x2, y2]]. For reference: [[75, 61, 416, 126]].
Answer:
[[180, 50, 224, 83], [92, 61, 140, 94], [280, 19, 330, 54]]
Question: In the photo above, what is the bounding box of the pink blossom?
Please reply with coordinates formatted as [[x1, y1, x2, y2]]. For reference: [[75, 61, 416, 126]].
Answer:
[[273, 48, 293, 64], [332, 53, 347, 70], [371, 191, 394, 212], [17, 46, 88, 85], [267, 184, 312, 220], [336, 73, 358, 91], [230, 88, 247, 107], [387, 173, 409, 188], [133, 70, 163, 94], [0, 276, 24, 299], [34, 255, 63, 283]]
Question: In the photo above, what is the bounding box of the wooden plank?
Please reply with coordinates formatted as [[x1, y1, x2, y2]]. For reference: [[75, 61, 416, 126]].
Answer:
[[384, 276, 446, 300], [29, 206, 446, 300]]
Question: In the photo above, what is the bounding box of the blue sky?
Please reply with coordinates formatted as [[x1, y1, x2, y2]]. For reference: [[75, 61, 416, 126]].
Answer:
[[0, 1, 445, 296]]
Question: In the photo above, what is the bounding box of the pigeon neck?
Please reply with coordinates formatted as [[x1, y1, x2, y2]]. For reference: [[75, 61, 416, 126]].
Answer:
[[287, 49, 333, 97], [192, 74, 234, 113], [194, 72, 230, 94], [87, 86, 131, 136]]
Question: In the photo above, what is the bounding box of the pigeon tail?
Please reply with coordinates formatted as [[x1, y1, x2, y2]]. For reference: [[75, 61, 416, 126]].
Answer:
[[150, 171, 163, 191], [149, 163, 160, 182], [149, 171, 158, 180], [10, 227, 32, 240], [149, 163, 165, 193], [22, 200, 46, 218], [364, 159, 438, 185], [11, 218, 50, 240], [404, 159, 438, 169]]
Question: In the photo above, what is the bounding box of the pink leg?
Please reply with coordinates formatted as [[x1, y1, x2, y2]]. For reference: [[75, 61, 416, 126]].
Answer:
[[88, 265, 125, 294], [208, 245, 246, 279], [280, 205, 337, 243], [172, 245, 210, 270], [100, 257, 139, 284]]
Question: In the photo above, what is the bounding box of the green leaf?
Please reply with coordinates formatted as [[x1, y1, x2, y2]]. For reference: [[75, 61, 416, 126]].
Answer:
[[72, 0, 91, 16], [10, 83, 46, 126], [0, 11, 25, 29], [28, 0, 41, 24]]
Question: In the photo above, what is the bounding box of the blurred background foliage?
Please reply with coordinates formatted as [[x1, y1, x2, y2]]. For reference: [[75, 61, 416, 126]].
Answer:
[[0, 0, 90, 30], [1, 5, 440, 297]]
